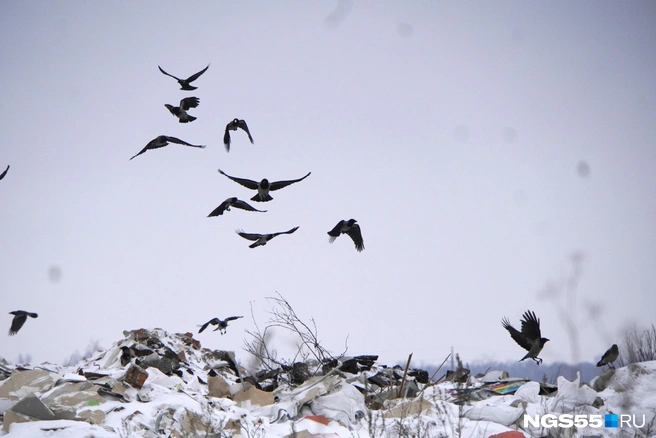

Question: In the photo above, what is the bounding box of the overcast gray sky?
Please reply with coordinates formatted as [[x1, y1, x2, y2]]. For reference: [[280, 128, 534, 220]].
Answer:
[[1, 2, 655, 368]]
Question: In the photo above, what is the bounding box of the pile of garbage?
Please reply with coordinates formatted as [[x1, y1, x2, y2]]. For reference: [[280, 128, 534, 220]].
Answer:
[[0, 328, 654, 437]]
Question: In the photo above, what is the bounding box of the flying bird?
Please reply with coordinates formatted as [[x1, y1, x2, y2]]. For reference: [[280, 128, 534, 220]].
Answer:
[[236, 226, 299, 248], [198, 316, 243, 335], [0, 165, 9, 181], [158, 64, 210, 91], [165, 97, 200, 123], [208, 197, 267, 217], [502, 310, 549, 365], [596, 344, 619, 369], [8, 311, 38, 336], [328, 219, 365, 252], [130, 135, 205, 160], [217, 169, 311, 202], [223, 118, 254, 152]]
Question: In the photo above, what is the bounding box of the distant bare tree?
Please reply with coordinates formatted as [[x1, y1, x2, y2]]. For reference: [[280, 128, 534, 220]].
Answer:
[[16, 353, 32, 364], [539, 252, 585, 365], [62, 340, 104, 366]]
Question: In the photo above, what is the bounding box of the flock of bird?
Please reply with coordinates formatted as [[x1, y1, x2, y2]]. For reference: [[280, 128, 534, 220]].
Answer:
[[2, 63, 364, 343], [2, 66, 618, 371], [128, 63, 365, 251]]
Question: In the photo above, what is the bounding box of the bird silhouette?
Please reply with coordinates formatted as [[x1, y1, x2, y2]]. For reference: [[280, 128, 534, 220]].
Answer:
[[217, 169, 311, 202], [207, 197, 267, 217], [158, 64, 210, 91], [0, 165, 9, 181], [165, 97, 200, 123], [502, 310, 549, 365], [596, 344, 619, 369], [223, 118, 254, 152], [327, 219, 365, 252], [130, 135, 205, 160], [235, 226, 299, 248], [198, 316, 243, 335], [8, 310, 38, 336]]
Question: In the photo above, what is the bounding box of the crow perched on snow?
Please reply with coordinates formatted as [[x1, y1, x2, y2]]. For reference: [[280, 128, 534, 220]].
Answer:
[[502, 310, 549, 365], [165, 97, 200, 123], [130, 135, 205, 160], [198, 316, 243, 335], [235, 226, 299, 248], [327, 219, 365, 252], [207, 197, 267, 217], [596, 344, 619, 369], [158, 64, 210, 91], [120, 346, 134, 366], [217, 169, 311, 202], [0, 165, 9, 181], [223, 119, 254, 152], [8, 310, 38, 336]]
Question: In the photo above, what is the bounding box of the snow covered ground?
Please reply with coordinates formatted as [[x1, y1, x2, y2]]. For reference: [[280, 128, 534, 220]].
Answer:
[[1, 328, 654, 437]]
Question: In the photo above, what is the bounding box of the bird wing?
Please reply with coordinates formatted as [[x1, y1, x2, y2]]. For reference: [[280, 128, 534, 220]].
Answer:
[[237, 120, 254, 143], [272, 226, 300, 237], [502, 317, 532, 352], [8, 314, 27, 336], [218, 169, 259, 190], [186, 64, 210, 83], [597, 349, 611, 365], [0, 165, 9, 181], [180, 97, 199, 110], [598, 345, 617, 364], [198, 319, 217, 333], [207, 199, 230, 217], [520, 310, 542, 343], [224, 316, 243, 322], [235, 230, 263, 242], [129, 146, 149, 160], [158, 66, 181, 81], [270, 172, 312, 191], [327, 221, 344, 242], [223, 129, 232, 152], [347, 223, 365, 252], [232, 199, 267, 213], [165, 136, 205, 148]]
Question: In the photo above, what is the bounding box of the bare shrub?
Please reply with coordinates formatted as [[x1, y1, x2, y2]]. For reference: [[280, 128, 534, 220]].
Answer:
[[243, 292, 347, 375], [620, 324, 656, 365]]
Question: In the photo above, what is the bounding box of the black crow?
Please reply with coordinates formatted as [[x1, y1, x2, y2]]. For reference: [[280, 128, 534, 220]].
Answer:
[[130, 135, 205, 160], [158, 64, 210, 91], [217, 169, 311, 202], [207, 197, 267, 217], [120, 346, 134, 366], [502, 310, 549, 365], [198, 316, 243, 335], [223, 118, 254, 152], [236, 226, 299, 248], [0, 165, 9, 181], [8, 311, 38, 336], [328, 219, 364, 252], [165, 97, 200, 123], [596, 344, 619, 369]]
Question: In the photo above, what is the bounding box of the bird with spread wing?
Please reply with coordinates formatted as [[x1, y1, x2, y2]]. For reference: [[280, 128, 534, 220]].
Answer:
[[217, 169, 311, 202], [198, 316, 243, 335], [158, 64, 209, 91], [502, 310, 549, 364]]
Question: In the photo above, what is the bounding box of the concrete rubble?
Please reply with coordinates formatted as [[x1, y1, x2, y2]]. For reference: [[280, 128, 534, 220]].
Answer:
[[0, 328, 653, 437]]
